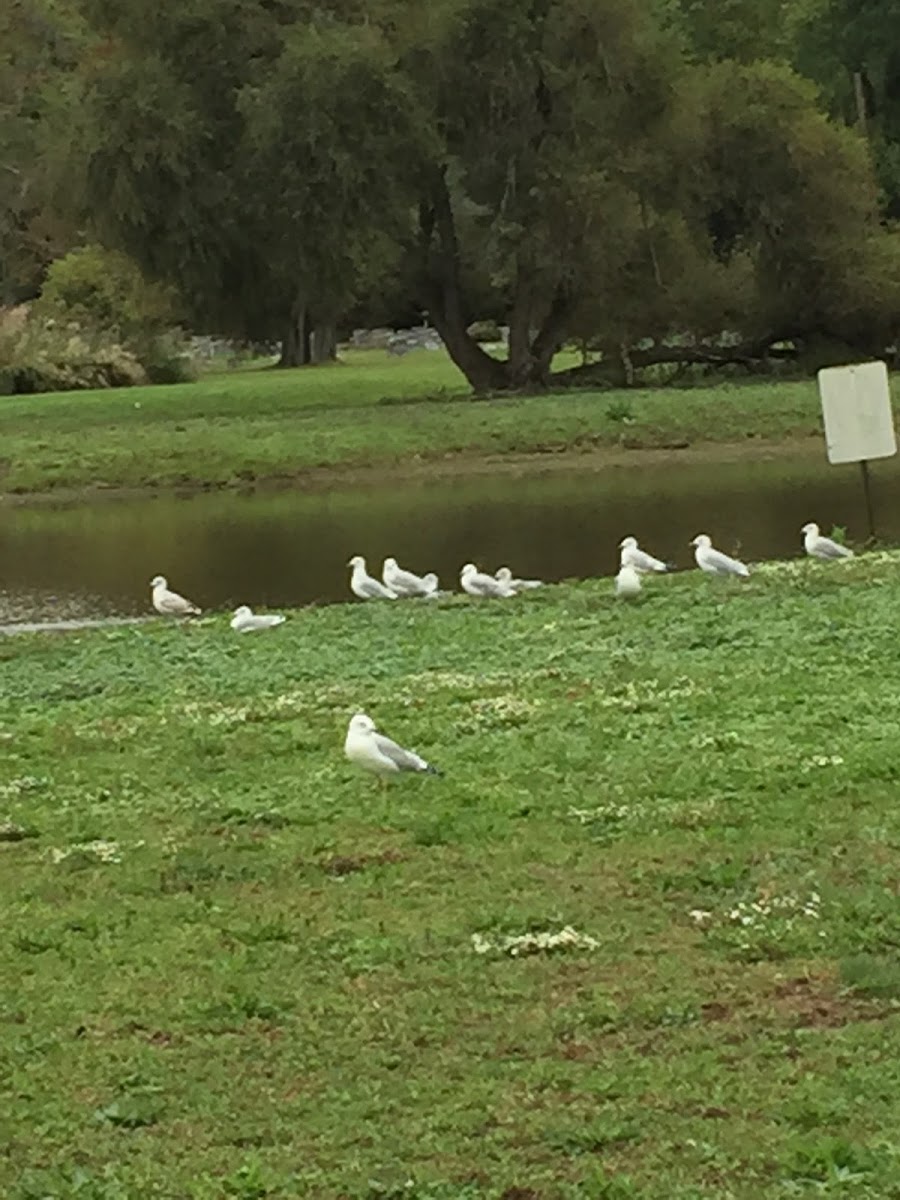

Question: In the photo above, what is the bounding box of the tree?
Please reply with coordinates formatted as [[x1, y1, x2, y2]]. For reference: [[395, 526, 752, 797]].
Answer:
[[73, 0, 414, 364], [401, 0, 900, 387], [0, 0, 86, 303], [67, 0, 900, 387]]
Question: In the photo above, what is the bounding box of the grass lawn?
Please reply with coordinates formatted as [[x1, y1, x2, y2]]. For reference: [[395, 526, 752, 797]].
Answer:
[[2, 555, 899, 1198], [0, 349, 869, 496]]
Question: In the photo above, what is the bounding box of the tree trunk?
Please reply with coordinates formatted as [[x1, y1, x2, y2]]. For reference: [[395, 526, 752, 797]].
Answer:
[[417, 172, 507, 393], [278, 300, 310, 367], [310, 322, 337, 364]]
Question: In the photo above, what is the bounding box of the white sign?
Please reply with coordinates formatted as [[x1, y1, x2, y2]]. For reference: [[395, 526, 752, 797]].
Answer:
[[818, 360, 897, 464]]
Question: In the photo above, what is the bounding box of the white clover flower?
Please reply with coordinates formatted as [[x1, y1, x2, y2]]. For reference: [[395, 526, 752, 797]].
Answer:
[[48, 839, 122, 865]]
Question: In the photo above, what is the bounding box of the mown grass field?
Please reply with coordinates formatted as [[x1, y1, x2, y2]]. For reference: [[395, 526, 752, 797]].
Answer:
[[2, 555, 900, 1198], [0, 349, 875, 496]]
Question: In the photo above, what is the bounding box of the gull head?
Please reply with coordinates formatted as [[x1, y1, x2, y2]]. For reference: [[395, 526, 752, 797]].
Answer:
[[347, 555, 365, 569], [348, 712, 376, 735], [495, 566, 513, 583], [383, 556, 398, 570], [150, 575, 167, 588], [690, 535, 711, 549], [619, 536, 638, 550], [461, 563, 477, 577], [801, 522, 819, 537], [233, 605, 252, 618]]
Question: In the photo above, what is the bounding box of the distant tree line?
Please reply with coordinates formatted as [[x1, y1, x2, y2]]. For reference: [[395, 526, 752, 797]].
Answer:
[[3, 0, 900, 390]]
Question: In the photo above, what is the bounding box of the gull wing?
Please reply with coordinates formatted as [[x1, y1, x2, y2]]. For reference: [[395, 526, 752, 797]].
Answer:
[[373, 732, 430, 773], [817, 537, 853, 559]]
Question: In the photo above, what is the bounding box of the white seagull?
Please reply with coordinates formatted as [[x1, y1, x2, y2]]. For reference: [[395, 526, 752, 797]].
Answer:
[[230, 605, 286, 633], [344, 713, 440, 783], [495, 566, 543, 592], [619, 536, 668, 574], [460, 563, 516, 598], [801, 522, 854, 561], [150, 575, 201, 616], [691, 534, 750, 579], [615, 564, 643, 598], [382, 557, 440, 598], [348, 555, 398, 600]]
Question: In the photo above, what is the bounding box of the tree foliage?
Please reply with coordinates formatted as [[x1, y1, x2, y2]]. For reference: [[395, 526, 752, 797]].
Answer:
[[5, 0, 900, 389]]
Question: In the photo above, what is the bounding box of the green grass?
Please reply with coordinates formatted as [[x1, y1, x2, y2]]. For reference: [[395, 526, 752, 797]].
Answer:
[[0, 348, 862, 495], [2, 555, 900, 1197]]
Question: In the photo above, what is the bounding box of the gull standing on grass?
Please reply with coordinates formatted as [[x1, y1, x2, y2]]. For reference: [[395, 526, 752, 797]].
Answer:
[[619, 536, 668, 574], [230, 605, 286, 633], [691, 534, 750, 579], [344, 713, 441, 784], [150, 575, 201, 616], [348, 555, 398, 600], [615, 564, 643, 599], [382, 557, 440, 597], [801, 522, 854, 561], [460, 563, 517, 598], [495, 566, 544, 592]]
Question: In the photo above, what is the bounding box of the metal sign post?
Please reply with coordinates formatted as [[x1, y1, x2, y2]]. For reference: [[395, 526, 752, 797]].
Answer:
[[817, 361, 897, 541]]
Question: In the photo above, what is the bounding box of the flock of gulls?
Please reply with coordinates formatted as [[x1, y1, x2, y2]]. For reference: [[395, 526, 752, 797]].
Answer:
[[149, 521, 853, 784]]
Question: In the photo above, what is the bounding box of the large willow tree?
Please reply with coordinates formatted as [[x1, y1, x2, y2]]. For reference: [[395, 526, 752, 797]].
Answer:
[[71, 0, 900, 384]]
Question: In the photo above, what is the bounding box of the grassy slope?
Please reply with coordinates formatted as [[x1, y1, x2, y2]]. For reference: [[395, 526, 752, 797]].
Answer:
[[0, 349, 853, 495], [1, 557, 899, 1198]]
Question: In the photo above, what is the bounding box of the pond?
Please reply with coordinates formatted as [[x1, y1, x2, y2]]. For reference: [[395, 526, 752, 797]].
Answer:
[[1, 448, 897, 627]]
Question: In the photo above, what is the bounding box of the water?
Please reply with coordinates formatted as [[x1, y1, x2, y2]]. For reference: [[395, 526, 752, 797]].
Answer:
[[1, 449, 897, 626]]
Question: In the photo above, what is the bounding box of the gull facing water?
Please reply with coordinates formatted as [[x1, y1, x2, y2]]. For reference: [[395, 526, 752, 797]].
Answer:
[[691, 534, 750, 579], [619, 536, 668, 574], [801, 522, 854, 560], [344, 713, 440, 782], [230, 605, 286, 633], [348, 555, 397, 600], [150, 575, 201, 616], [460, 563, 516, 598], [382, 557, 440, 597], [495, 566, 543, 592]]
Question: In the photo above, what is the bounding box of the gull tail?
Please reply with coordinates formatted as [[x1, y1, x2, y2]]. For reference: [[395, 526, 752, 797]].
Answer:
[[423, 763, 442, 777]]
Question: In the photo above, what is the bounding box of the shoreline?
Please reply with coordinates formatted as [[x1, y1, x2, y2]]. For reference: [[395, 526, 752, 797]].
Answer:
[[0, 432, 829, 508]]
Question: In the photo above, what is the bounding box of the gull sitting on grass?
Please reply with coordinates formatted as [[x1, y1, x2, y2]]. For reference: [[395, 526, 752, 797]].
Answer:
[[615, 564, 642, 599], [230, 605, 286, 633], [150, 575, 201, 616], [691, 534, 750, 579], [801, 522, 854, 561], [495, 566, 543, 592], [460, 563, 517, 598], [382, 557, 440, 598], [348, 555, 398, 600], [619, 536, 668, 573], [344, 713, 440, 785]]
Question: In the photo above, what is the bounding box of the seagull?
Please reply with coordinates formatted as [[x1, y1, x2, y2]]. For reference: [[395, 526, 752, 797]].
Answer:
[[230, 605, 286, 633], [615, 564, 642, 598], [348, 555, 398, 600], [382, 557, 440, 597], [150, 575, 201, 616], [801, 522, 854, 561], [344, 713, 440, 783], [460, 563, 516, 598], [495, 566, 543, 592], [619, 536, 668, 574], [690, 534, 750, 578]]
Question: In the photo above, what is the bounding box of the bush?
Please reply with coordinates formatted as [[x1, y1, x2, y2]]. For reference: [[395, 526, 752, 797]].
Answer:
[[0, 318, 147, 394], [139, 331, 199, 384], [466, 319, 503, 343], [1, 248, 198, 392], [34, 245, 177, 342]]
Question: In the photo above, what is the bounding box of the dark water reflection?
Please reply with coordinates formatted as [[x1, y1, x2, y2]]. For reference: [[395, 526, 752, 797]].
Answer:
[[1, 451, 898, 623]]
